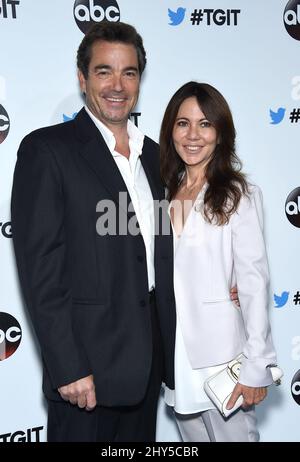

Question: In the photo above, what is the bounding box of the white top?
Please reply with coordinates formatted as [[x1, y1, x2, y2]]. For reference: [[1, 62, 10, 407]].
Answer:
[[85, 106, 155, 290], [164, 314, 227, 415], [164, 187, 226, 414]]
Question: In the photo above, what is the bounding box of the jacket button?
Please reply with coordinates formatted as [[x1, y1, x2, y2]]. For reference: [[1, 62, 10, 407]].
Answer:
[[137, 256, 144, 262], [140, 300, 146, 307]]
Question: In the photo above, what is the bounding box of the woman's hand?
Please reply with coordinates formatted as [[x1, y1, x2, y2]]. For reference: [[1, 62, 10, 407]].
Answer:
[[226, 383, 267, 410]]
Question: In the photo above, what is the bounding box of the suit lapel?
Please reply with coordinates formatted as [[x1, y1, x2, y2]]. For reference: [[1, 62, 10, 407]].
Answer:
[[74, 108, 131, 213], [140, 138, 161, 202], [74, 109, 162, 217]]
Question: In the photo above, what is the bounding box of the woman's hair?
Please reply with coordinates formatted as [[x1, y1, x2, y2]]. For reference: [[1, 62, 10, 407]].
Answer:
[[77, 21, 146, 79], [160, 81, 248, 225]]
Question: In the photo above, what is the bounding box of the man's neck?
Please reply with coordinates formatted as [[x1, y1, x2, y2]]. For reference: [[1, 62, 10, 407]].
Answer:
[[84, 106, 132, 159], [110, 124, 130, 158]]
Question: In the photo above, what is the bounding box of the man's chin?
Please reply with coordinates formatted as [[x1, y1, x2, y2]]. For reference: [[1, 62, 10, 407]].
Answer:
[[105, 113, 130, 125]]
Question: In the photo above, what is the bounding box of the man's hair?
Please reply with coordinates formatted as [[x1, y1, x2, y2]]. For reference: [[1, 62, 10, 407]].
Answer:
[[77, 21, 147, 79]]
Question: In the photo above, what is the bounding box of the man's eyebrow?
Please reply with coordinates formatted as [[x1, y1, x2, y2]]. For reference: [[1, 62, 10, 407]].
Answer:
[[92, 65, 139, 72], [123, 66, 139, 72], [93, 64, 111, 71]]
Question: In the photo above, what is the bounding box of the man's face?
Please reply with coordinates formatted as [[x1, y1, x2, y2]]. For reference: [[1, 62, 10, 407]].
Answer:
[[78, 40, 140, 130]]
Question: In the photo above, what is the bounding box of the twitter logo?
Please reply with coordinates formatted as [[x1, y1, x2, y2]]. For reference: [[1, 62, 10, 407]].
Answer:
[[63, 112, 78, 122], [269, 107, 285, 125], [274, 291, 289, 308], [168, 7, 186, 26]]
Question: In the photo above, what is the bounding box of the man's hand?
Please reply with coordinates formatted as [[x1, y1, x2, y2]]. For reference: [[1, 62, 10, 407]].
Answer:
[[230, 285, 240, 307], [226, 383, 267, 410], [58, 374, 97, 411]]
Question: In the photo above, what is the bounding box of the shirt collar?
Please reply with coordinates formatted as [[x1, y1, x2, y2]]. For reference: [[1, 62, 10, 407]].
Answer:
[[84, 106, 144, 157]]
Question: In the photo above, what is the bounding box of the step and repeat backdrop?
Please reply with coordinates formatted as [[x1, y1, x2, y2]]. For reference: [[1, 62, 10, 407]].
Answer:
[[0, 0, 300, 442]]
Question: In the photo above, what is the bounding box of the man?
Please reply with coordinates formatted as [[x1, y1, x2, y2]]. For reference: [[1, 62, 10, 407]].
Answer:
[[11, 21, 176, 442]]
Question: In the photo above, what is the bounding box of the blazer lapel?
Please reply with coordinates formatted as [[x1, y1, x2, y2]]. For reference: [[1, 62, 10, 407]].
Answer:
[[74, 110, 162, 216], [140, 139, 161, 202], [140, 138, 173, 256], [74, 108, 131, 213]]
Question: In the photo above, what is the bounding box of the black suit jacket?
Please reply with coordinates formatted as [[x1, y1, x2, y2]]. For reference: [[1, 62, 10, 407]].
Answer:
[[11, 108, 176, 406]]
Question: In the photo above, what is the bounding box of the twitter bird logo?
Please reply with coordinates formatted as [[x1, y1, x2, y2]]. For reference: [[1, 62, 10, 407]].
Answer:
[[168, 7, 186, 26], [269, 107, 285, 125], [274, 291, 289, 308], [63, 112, 78, 123]]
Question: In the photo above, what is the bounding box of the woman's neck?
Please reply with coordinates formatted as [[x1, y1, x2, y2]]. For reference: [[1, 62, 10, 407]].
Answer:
[[181, 166, 206, 191]]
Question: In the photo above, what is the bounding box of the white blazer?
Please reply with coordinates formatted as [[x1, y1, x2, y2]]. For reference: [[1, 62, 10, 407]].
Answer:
[[173, 183, 277, 387]]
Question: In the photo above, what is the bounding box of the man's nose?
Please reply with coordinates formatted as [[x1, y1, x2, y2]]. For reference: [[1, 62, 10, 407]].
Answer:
[[111, 74, 123, 92]]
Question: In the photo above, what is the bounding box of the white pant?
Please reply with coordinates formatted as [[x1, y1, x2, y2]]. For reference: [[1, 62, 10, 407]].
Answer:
[[175, 408, 259, 442]]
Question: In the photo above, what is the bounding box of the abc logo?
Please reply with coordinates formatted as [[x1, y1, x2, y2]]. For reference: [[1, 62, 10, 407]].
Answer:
[[285, 187, 300, 228], [0, 105, 10, 144], [291, 370, 300, 405], [74, 0, 120, 34], [0, 312, 22, 361], [284, 0, 300, 40], [0, 221, 12, 238]]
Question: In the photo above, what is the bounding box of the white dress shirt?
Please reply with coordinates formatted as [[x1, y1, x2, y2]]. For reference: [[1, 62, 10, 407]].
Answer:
[[85, 106, 155, 290]]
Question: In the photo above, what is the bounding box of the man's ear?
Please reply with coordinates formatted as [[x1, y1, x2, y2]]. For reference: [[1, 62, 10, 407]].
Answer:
[[78, 70, 87, 94]]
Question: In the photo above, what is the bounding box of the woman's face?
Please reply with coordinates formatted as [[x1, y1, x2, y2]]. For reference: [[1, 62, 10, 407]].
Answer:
[[172, 96, 218, 168]]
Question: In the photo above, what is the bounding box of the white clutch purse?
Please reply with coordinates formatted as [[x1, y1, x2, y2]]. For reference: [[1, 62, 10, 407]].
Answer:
[[203, 354, 283, 418]]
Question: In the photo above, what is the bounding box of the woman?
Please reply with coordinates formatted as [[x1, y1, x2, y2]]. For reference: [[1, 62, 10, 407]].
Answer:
[[160, 82, 278, 442]]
